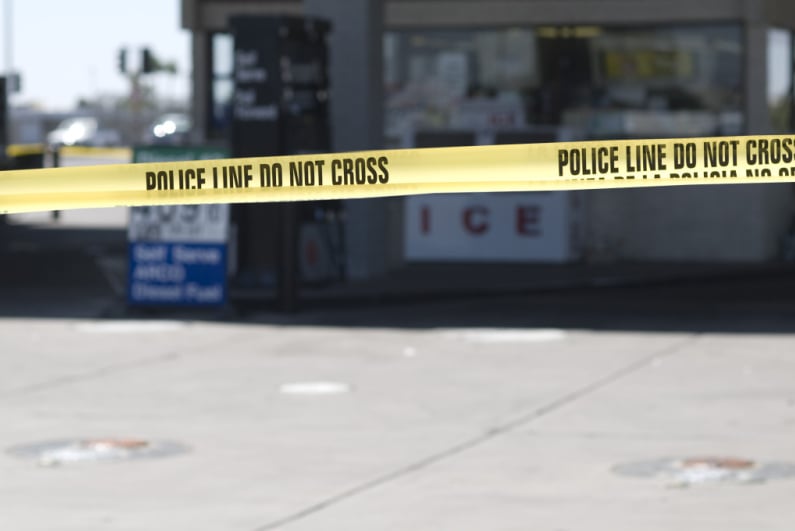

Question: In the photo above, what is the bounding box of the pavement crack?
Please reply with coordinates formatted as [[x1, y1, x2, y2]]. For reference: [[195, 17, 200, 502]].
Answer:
[[253, 333, 699, 531], [0, 352, 181, 398]]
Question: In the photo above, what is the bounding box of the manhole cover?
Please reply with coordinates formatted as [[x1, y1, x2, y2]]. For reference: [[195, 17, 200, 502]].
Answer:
[[681, 456, 754, 470], [7, 438, 189, 467], [613, 456, 795, 487]]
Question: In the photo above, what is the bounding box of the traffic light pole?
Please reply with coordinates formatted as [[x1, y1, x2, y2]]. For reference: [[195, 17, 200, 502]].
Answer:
[[0, 77, 7, 166]]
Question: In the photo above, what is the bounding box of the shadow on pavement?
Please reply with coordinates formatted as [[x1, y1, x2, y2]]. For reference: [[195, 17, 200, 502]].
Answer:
[[0, 223, 126, 319], [2, 220, 795, 334], [238, 272, 795, 335]]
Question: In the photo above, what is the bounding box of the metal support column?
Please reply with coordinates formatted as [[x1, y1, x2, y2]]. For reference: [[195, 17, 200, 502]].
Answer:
[[305, 0, 388, 279]]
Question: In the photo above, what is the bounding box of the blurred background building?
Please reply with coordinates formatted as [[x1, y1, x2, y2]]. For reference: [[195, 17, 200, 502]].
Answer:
[[181, 0, 795, 278]]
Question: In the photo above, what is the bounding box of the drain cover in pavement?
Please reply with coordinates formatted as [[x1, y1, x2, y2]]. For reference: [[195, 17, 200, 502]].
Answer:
[[7, 438, 189, 467], [613, 456, 795, 487]]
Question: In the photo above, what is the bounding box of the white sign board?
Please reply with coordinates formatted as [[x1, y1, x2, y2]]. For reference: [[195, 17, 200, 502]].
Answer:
[[128, 204, 229, 243], [405, 192, 575, 262]]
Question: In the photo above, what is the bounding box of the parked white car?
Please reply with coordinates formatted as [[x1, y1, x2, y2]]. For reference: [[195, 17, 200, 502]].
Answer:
[[143, 113, 191, 145], [46, 117, 121, 148]]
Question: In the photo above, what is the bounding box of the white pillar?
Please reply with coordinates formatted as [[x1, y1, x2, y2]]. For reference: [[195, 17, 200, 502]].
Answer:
[[305, 0, 389, 279], [744, 16, 770, 133]]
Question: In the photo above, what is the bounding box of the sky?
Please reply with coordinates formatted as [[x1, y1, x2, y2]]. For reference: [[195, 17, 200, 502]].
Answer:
[[1, 2, 792, 111], [2, 0, 190, 110]]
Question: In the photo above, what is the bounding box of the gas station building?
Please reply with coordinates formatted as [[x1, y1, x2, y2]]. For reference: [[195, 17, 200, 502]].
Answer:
[[181, 0, 795, 279]]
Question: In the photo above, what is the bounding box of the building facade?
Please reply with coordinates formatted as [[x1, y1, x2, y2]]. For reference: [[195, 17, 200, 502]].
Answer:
[[182, 0, 795, 277]]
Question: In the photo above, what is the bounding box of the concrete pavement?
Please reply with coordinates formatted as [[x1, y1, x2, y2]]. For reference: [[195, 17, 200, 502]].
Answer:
[[2, 204, 795, 529], [1, 284, 794, 530]]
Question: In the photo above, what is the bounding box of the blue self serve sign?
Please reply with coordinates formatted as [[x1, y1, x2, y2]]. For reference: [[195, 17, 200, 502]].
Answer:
[[128, 147, 229, 306], [128, 205, 228, 306]]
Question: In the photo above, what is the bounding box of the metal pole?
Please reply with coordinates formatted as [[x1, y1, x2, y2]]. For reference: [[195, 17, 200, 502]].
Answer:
[[278, 203, 299, 312], [4, 0, 12, 75], [0, 1, 7, 168]]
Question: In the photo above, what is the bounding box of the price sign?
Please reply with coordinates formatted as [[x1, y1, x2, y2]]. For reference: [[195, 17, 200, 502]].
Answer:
[[128, 146, 229, 306]]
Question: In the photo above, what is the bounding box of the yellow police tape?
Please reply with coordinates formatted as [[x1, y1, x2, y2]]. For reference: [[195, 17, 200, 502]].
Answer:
[[59, 146, 133, 161], [6, 143, 46, 158], [5, 144, 132, 160], [3, 134, 795, 214]]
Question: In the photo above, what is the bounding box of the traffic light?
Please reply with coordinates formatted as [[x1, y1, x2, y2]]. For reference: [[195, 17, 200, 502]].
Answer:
[[139, 47, 176, 75], [118, 48, 127, 74], [142, 48, 156, 74]]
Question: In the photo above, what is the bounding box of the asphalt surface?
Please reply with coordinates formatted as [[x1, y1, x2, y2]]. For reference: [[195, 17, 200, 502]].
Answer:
[[1, 215, 795, 530]]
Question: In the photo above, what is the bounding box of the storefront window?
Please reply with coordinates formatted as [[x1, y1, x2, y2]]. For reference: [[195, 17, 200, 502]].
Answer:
[[210, 33, 234, 140], [768, 28, 794, 132], [384, 24, 744, 147]]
